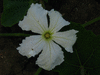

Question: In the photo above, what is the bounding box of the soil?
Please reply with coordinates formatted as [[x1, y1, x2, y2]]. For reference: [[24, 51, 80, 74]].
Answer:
[[0, 0, 100, 75]]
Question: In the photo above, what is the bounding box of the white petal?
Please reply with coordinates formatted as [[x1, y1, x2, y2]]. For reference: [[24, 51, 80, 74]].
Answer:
[[36, 41, 64, 70], [18, 3, 48, 34], [48, 9, 70, 33], [17, 35, 45, 58], [52, 29, 78, 53]]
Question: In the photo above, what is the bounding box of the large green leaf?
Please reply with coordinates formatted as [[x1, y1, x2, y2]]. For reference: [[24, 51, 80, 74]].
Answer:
[[53, 22, 100, 75], [1, 0, 30, 27]]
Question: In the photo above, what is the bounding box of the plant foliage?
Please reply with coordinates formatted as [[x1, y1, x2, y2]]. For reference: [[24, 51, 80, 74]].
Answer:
[[1, 0, 30, 27], [53, 22, 100, 75]]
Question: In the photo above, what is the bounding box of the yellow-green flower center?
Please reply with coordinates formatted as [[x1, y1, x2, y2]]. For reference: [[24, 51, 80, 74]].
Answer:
[[44, 32, 51, 39]]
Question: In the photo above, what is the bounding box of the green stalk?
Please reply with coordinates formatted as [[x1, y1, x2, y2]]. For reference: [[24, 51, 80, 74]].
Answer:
[[34, 67, 42, 75], [0, 33, 31, 37], [82, 16, 100, 27]]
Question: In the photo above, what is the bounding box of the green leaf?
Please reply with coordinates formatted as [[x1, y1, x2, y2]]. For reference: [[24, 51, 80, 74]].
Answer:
[[53, 22, 100, 75], [1, 0, 30, 27]]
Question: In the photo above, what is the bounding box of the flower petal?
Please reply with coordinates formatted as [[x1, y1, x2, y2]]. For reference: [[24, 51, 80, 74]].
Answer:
[[36, 41, 64, 70], [18, 3, 48, 34], [52, 29, 78, 53], [17, 35, 45, 58], [48, 9, 70, 33]]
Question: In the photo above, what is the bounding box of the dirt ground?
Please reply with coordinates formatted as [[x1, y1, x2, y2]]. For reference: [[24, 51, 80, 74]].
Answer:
[[0, 0, 100, 75]]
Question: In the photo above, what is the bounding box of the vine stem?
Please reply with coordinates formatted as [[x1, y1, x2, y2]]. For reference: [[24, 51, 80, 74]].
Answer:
[[82, 16, 100, 27], [34, 67, 42, 75], [0, 33, 31, 37]]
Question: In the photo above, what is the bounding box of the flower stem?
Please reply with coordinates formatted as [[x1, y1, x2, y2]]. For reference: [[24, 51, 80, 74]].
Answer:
[[34, 67, 42, 75], [0, 33, 31, 37], [82, 16, 100, 27]]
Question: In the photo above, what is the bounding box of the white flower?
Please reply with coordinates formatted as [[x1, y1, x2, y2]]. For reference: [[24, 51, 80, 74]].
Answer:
[[17, 3, 78, 70]]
